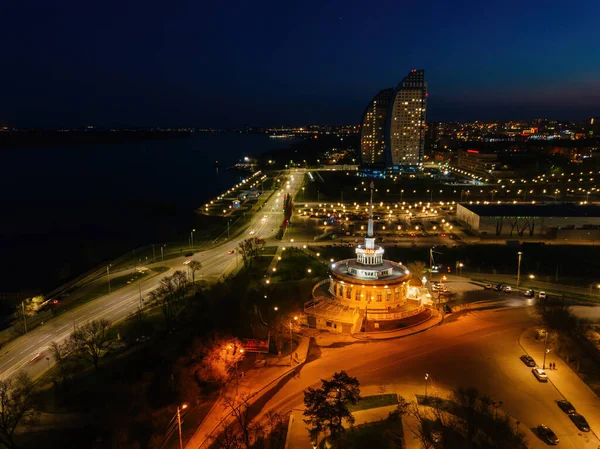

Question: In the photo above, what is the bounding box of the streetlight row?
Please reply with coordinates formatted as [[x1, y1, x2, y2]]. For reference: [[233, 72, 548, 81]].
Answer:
[[202, 170, 264, 214]]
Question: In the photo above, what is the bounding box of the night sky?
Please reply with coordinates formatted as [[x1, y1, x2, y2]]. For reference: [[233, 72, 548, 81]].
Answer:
[[2, 0, 598, 127]]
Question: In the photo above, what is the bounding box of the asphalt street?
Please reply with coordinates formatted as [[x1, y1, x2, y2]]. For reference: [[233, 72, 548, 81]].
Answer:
[[0, 169, 306, 381], [254, 298, 600, 449]]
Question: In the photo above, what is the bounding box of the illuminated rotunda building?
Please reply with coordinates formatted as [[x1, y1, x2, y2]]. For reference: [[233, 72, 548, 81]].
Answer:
[[306, 182, 428, 333], [328, 182, 412, 311]]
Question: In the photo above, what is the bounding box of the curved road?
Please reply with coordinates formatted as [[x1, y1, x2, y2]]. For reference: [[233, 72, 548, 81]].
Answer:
[[0, 169, 306, 381], [254, 302, 600, 449]]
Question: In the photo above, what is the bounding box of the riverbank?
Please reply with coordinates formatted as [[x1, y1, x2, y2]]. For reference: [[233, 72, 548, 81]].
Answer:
[[0, 133, 294, 294]]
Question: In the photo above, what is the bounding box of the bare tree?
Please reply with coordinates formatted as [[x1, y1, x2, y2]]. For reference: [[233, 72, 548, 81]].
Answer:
[[172, 270, 189, 301], [194, 336, 245, 388], [210, 394, 286, 449], [148, 271, 190, 322], [238, 238, 265, 268], [188, 260, 202, 284], [49, 341, 70, 383], [396, 395, 410, 417], [377, 383, 388, 402], [0, 372, 36, 449], [408, 402, 435, 449], [66, 319, 111, 370]]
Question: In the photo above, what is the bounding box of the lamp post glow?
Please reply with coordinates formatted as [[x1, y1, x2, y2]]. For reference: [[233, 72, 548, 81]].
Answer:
[[542, 331, 549, 369], [425, 373, 430, 399], [177, 404, 188, 449]]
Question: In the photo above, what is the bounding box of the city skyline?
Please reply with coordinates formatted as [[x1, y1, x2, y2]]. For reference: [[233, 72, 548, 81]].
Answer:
[[1, 0, 599, 127]]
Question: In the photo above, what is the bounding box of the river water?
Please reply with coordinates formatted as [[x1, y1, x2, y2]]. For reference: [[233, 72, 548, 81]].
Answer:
[[0, 132, 292, 293]]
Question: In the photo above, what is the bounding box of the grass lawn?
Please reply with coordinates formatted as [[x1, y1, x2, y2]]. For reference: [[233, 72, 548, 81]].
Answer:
[[338, 413, 404, 449], [271, 250, 328, 282], [307, 245, 354, 262], [348, 393, 398, 412]]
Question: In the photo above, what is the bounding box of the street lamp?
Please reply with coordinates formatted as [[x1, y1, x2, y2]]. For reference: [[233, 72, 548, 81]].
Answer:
[[289, 316, 298, 366], [438, 276, 447, 308], [107, 265, 112, 294], [529, 274, 535, 280], [176, 404, 188, 449], [458, 262, 464, 277], [424, 373, 430, 399], [542, 331, 550, 369], [516, 251, 523, 287], [228, 345, 245, 396]]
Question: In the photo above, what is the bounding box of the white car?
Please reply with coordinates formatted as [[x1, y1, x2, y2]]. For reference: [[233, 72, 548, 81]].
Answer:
[[249, 230, 256, 235], [539, 291, 547, 300], [503, 286, 512, 293], [532, 367, 548, 382]]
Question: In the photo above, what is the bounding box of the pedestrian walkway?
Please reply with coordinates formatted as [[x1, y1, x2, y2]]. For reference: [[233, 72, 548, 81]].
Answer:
[[519, 327, 600, 445], [352, 308, 442, 341], [185, 335, 310, 449], [266, 246, 284, 277]]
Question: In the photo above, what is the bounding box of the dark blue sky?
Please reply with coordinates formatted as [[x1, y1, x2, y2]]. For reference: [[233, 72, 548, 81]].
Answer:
[[2, 0, 598, 127]]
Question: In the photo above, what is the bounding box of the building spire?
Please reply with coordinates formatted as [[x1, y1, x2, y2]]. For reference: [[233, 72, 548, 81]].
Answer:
[[367, 181, 374, 237]]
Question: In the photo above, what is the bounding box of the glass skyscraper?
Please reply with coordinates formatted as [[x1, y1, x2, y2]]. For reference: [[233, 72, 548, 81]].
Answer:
[[359, 88, 393, 166], [359, 70, 427, 173]]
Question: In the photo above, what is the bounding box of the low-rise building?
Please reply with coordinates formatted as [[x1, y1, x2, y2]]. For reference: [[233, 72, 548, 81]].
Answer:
[[457, 202, 600, 239]]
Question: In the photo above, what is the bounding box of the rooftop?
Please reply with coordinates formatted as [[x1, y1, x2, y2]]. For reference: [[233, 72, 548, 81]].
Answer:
[[459, 203, 600, 218], [331, 259, 411, 285]]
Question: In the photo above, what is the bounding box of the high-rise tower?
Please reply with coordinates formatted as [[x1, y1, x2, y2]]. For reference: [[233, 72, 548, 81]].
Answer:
[[359, 88, 393, 166], [387, 70, 427, 168]]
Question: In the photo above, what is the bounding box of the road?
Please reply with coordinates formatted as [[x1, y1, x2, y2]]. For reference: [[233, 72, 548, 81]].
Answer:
[[253, 296, 600, 449], [0, 169, 307, 381]]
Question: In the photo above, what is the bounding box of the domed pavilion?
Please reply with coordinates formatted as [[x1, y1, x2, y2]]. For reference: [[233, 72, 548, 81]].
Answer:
[[305, 182, 430, 333]]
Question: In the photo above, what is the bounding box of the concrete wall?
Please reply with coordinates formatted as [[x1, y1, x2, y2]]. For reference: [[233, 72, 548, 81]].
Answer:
[[456, 204, 481, 230]]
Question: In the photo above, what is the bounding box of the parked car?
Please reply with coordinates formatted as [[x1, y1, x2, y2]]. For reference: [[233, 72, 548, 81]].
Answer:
[[539, 291, 547, 300], [569, 413, 590, 432], [503, 286, 512, 293], [520, 354, 536, 367], [556, 399, 576, 415], [485, 284, 492, 289], [532, 367, 548, 382], [228, 250, 235, 255], [537, 425, 559, 445], [443, 304, 453, 314]]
